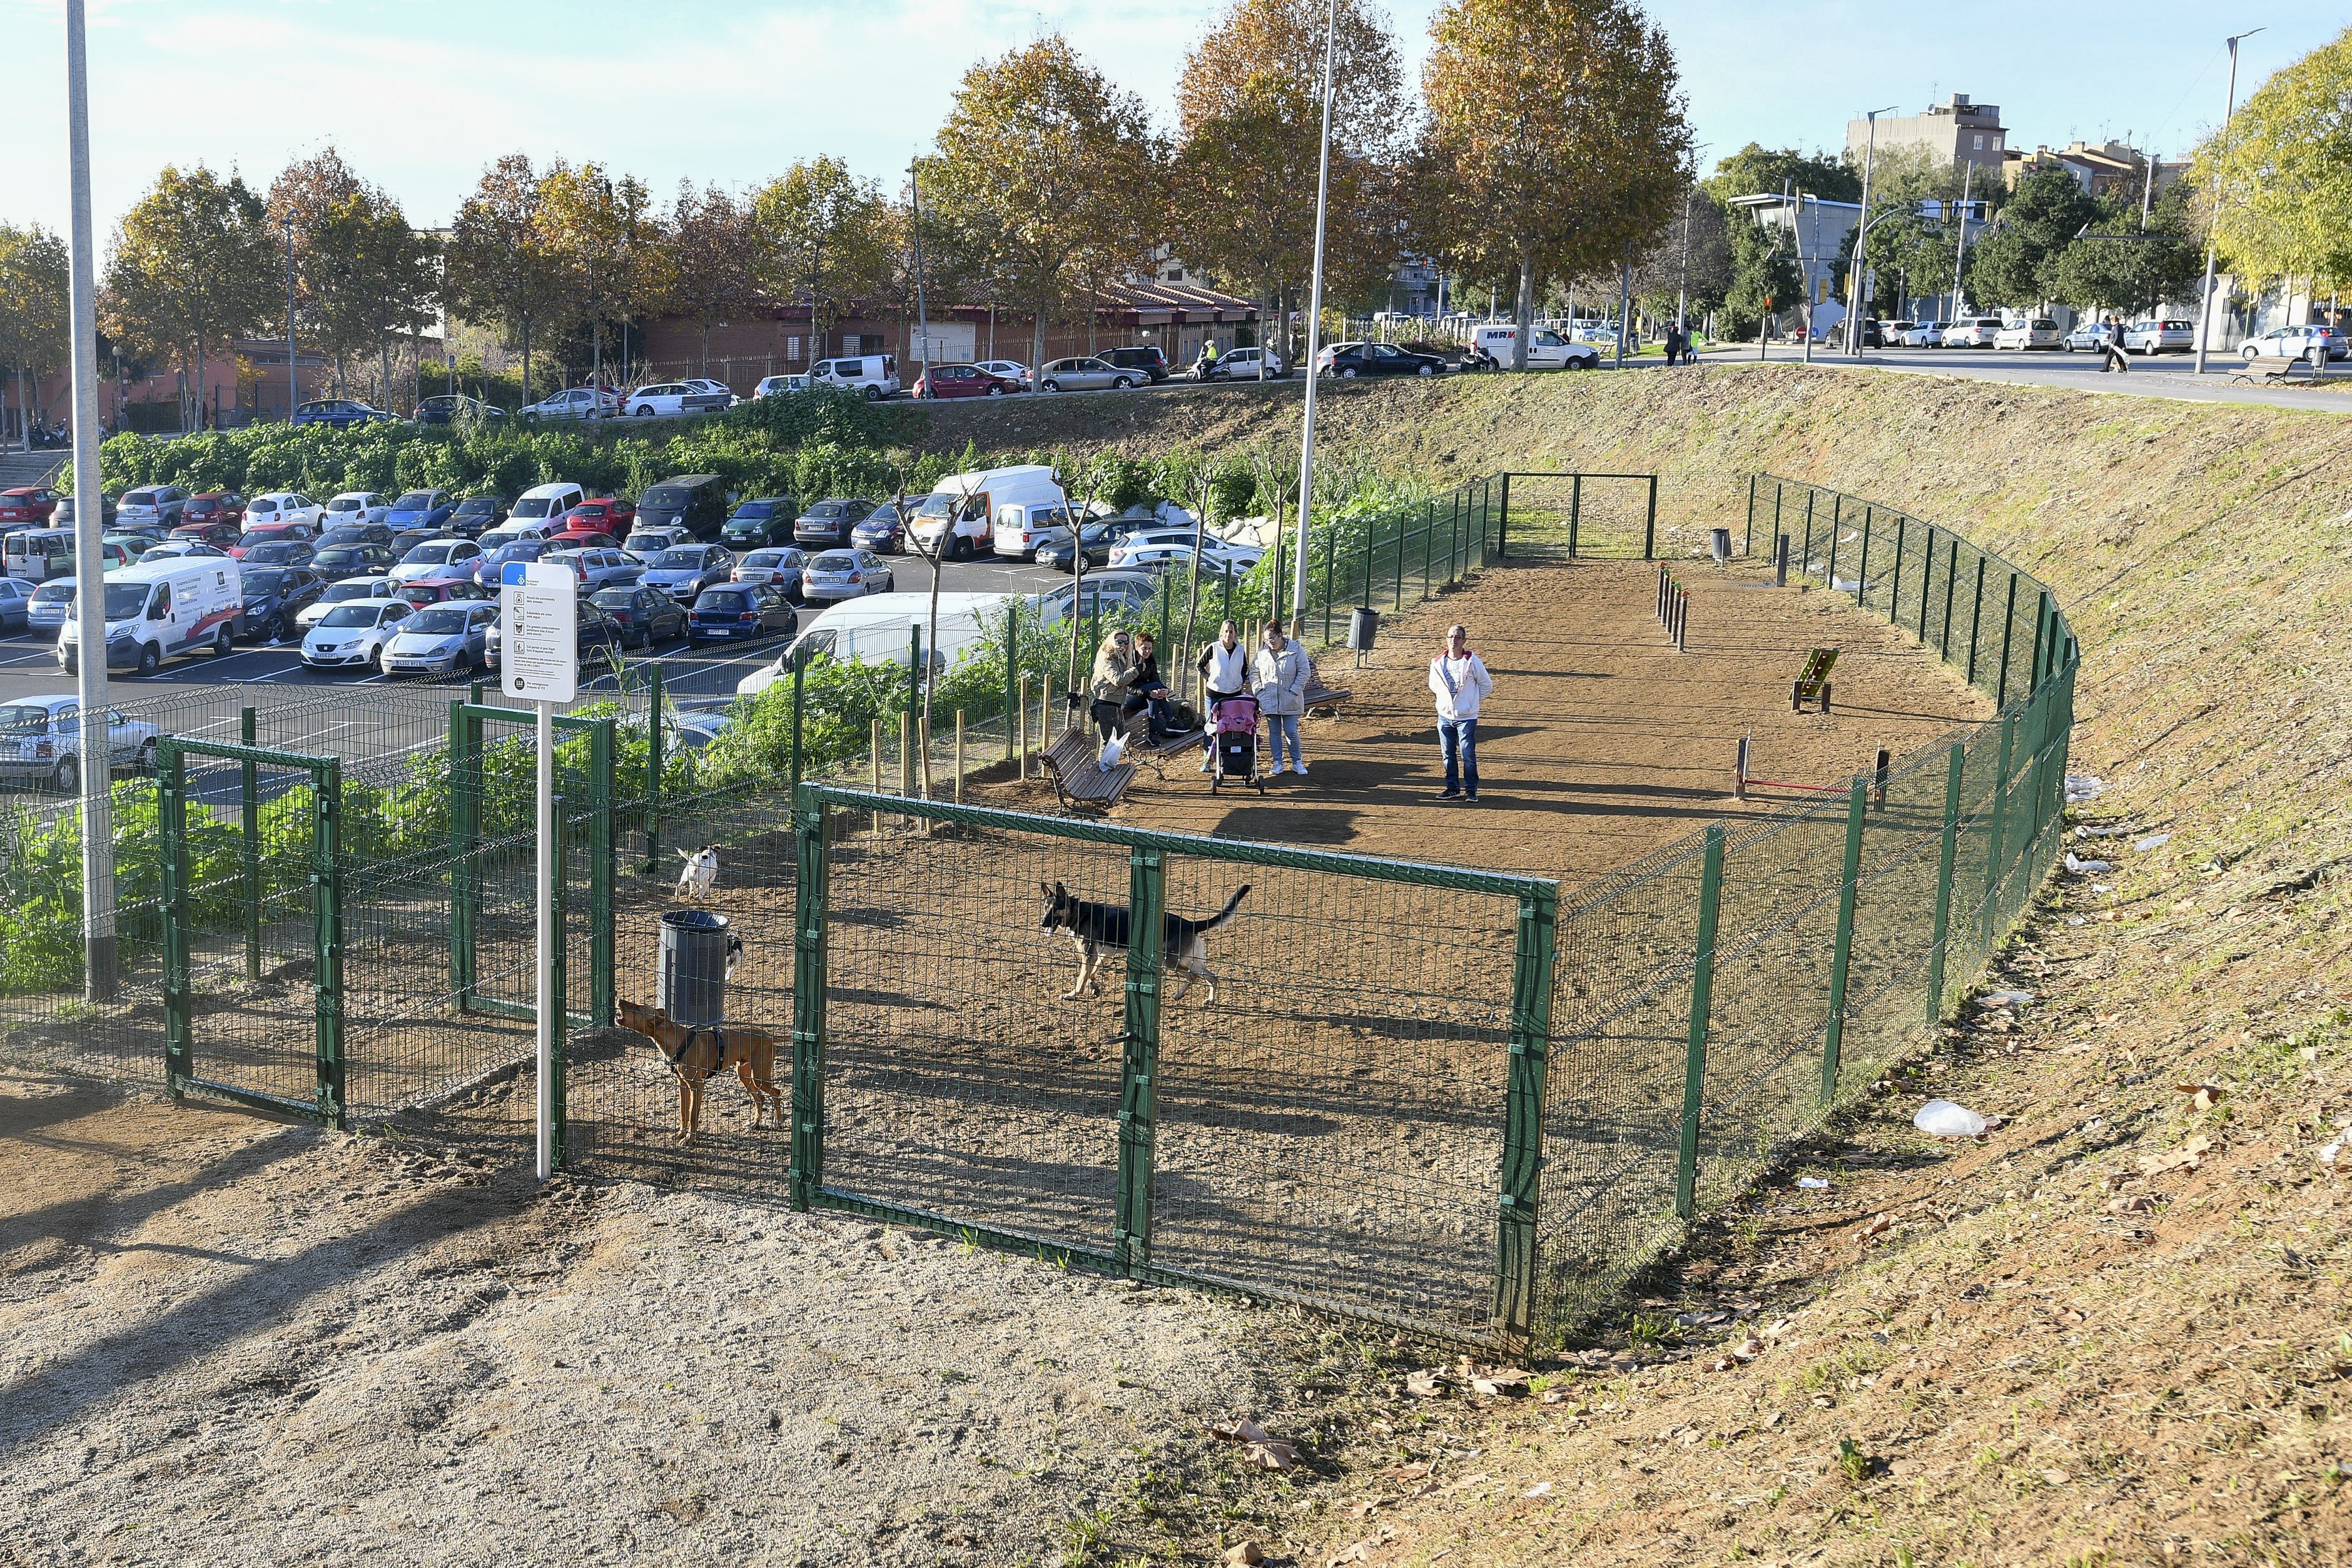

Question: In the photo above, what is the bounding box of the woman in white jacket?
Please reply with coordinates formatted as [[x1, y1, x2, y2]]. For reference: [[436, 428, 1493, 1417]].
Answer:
[[1252, 624, 1312, 776], [1194, 620, 1250, 772]]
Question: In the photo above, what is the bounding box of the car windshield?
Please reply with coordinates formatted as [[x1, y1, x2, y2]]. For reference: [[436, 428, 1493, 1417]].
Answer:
[[744, 550, 791, 568], [323, 582, 375, 603], [913, 494, 955, 520], [650, 549, 703, 569], [700, 590, 751, 608], [123, 490, 156, 506], [806, 502, 847, 518], [731, 503, 774, 520], [457, 498, 497, 514], [512, 498, 557, 518], [103, 584, 151, 619], [248, 544, 301, 561], [393, 492, 437, 509], [589, 590, 639, 610], [315, 547, 368, 565], [321, 605, 390, 628], [0, 704, 55, 731], [641, 486, 688, 509], [408, 543, 457, 562], [484, 542, 538, 565], [235, 531, 278, 548], [405, 607, 471, 635], [240, 569, 289, 595]]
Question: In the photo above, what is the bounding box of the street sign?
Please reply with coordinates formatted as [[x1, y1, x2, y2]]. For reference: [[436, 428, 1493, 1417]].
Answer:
[[500, 560, 577, 703]]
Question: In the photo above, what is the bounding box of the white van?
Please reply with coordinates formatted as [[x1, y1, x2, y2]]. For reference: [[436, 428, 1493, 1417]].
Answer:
[[736, 592, 1011, 697], [4, 528, 77, 584], [811, 355, 900, 402], [909, 464, 1062, 560], [508, 482, 585, 532], [59, 557, 243, 675], [991, 499, 1083, 560], [1473, 323, 1599, 370]]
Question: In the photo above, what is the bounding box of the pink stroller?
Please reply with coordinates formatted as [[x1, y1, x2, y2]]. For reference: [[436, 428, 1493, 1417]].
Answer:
[[1209, 694, 1265, 795]]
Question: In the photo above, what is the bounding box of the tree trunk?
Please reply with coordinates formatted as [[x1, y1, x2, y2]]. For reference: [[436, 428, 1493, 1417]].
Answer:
[[1513, 252, 1534, 372], [381, 338, 393, 415], [193, 345, 207, 433], [1182, 471, 1210, 704], [521, 318, 532, 408], [1032, 308, 1046, 380], [13, 362, 24, 452], [699, 322, 709, 378]]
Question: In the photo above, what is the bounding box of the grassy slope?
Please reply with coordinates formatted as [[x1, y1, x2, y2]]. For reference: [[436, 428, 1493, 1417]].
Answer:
[[908, 370, 2351, 1565]]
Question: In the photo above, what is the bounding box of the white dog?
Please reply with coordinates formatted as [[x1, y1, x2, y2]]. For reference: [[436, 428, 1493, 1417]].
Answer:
[[675, 844, 718, 903]]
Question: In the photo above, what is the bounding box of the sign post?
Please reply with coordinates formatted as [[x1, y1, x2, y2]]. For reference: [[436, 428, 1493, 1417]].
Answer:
[[500, 561, 577, 1180]]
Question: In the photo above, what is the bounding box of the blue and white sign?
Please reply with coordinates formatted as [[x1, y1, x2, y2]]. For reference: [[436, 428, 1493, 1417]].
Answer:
[[499, 560, 577, 703]]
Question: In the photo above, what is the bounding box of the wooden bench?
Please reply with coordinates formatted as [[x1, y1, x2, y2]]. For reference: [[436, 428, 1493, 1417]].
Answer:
[[1791, 648, 1837, 713], [2231, 355, 2325, 386], [1044, 725, 1137, 814], [1302, 682, 1352, 717]]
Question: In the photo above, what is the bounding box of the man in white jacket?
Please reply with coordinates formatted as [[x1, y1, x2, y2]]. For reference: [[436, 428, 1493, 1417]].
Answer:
[[1428, 623, 1493, 802]]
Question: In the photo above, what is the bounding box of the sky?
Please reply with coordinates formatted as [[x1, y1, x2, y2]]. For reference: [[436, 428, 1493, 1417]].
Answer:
[[1, 0, 2343, 240]]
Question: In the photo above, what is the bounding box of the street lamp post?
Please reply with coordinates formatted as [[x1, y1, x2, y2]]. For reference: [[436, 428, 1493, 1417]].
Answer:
[[1847, 106, 1897, 356], [1287, 0, 1339, 637], [283, 214, 297, 420], [2193, 29, 2263, 377], [1950, 158, 1975, 323]]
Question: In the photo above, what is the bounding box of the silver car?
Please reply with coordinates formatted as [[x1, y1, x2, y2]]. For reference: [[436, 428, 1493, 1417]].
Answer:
[[1038, 356, 1138, 392], [0, 694, 157, 792], [799, 549, 895, 602], [2122, 319, 2194, 354], [380, 602, 496, 677], [730, 547, 808, 597], [544, 547, 640, 592], [114, 485, 188, 532], [637, 544, 735, 603], [26, 578, 78, 637]]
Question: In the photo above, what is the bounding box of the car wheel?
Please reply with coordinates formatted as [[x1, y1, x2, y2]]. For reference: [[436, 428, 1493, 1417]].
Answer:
[[861, 386, 883, 402], [51, 755, 78, 794], [1417, 363, 1436, 376], [1113, 377, 1135, 390], [636, 406, 655, 417], [1042, 380, 1061, 393], [136, 738, 158, 774], [2243, 345, 2260, 362], [136, 641, 160, 677], [988, 385, 1005, 397], [1338, 367, 1358, 378]]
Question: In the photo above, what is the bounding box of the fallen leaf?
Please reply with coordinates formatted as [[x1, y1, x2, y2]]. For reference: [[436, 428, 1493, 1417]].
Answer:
[[2041, 1468, 2071, 1485], [1858, 1214, 1895, 1242], [2138, 1135, 2214, 1177], [1384, 1462, 1431, 1482], [1471, 1368, 1531, 1397], [1224, 1542, 1265, 1566], [1406, 1368, 1446, 1397], [2106, 1193, 2161, 1214], [1730, 1336, 1763, 1362], [1244, 1440, 1298, 1470], [1209, 1419, 1271, 1445]]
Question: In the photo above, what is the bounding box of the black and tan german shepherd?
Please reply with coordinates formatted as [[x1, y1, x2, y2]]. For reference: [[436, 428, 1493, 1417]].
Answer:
[[1038, 881, 1251, 1004]]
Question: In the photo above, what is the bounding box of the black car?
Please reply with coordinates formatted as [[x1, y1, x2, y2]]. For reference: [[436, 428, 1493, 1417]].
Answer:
[[317, 522, 394, 548], [849, 500, 908, 554], [793, 497, 874, 549], [589, 585, 688, 648], [576, 600, 626, 662], [1319, 341, 1446, 378], [688, 584, 798, 646], [720, 497, 796, 549], [1099, 345, 1171, 383], [449, 495, 508, 536], [636, 473, 731, 538], [241, 539, 315, 569], [236, 566, 325, 642], [312, 543, 394, 578], [1035, 521, 1117, 573], [390, 526, 447, 560], [415, 394, 507, 427]]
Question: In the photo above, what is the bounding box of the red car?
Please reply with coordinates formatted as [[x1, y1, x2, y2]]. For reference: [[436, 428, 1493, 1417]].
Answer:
[[180, 491, 246, 532], [229, 520, 316, 559], [561, 497, 636, 537], [549, 526, 621, 551], [0, 486, 60, 528], [910, 363, 1021, 399], [171, 516, 243, 548]]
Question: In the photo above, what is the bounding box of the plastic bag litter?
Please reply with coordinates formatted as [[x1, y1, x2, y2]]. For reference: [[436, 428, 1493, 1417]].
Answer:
[[2092, 883, 2114, 894], [1097, 734, 1125, 771], [2076, 825, 2131, 839], [1914, 1100, 1988, 1138], [1797, 1176, 1831, 1190], [2067, 915, 2087, 926], [2134, 833, 2172, 851], [2066, 853, 2113, 874], [2319, 1138, 2344, 1167], [1830, 577, 1859, 593], [1979, 989, 2035, 1009], [2066, 775, 2106, 802]]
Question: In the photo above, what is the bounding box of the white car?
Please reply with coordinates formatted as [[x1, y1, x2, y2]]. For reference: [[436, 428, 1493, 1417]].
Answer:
[[624, 382, 732, 418], [1993, 318, 2062, 350], [1942, 317, 2005, 348], [1108, 539, 1260, 575], [754, 373, 811, 398], [1199, 346, 1287, 380], [387, 537, 483, 585], [297, 577, 397, 632], [323, 491, 392, 527], [520, 387, 618, 422], [2239, 324, 2349, 362], [682, 378, 739, 405], [1897, 322, 1944, 346], [975, 360, 1033, 390], [300, 598, 412, 672], [245, 491, 324, 530]]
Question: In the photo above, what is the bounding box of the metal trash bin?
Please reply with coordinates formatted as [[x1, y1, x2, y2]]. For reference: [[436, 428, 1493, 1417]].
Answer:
[[659, 909, 730, 1028], [1347, 607, 1380, 652], [1710, 527, 1732, 564]]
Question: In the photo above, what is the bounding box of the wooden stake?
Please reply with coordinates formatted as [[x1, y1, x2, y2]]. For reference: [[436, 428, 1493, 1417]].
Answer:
[[955, 710, 965, 805], [1018, 674, 1030, 779], [869, 717, 883, 837]]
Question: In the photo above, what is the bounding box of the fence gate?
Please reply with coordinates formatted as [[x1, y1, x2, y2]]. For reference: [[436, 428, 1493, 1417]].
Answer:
[[1496, 472, 1662, 560], [158, 737, 344, 1127]]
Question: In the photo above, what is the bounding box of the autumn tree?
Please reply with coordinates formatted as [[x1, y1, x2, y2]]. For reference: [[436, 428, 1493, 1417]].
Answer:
[[267, 149, 438, 408], [539, 161, 659, 387], [1419, 0, 1693, 368], [100, 164, 278, 429], [751, 157, 892, 370], [1170, 0, 1406, 370], [662, 182, 758, 377], [0, 224, 69, 447], [444, 154, 571, 403], [2192, 26, 2352, 298], [925, 35, 1163, 370], [1628, 186, 1731, 328]]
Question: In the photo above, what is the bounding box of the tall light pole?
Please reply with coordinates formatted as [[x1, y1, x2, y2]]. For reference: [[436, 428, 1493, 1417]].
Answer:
[[1287, 0, 1339, 636], [908, 158, 932, 398], [1847, 106, 1897, 355], [63, 0, 115, 998], [2193, 29, 2263, 377], [283, 213, 297, 419]]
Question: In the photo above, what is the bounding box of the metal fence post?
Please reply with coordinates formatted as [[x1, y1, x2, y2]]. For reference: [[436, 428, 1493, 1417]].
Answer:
[[1965, 554, 1987, 684], [1568, 475, 1581, 557], [789, 645, 808, 799], [1674, 824, 1725, 1218], [160, 744, 191, 1091], [1771, 479, 1784, 559], [1643, 475, 1658, 560], [1888, 515, 1905, 623], [1801, 490, 1815, 578], [1855, 507, 1873, 604], [643, 660, 664, 873], [1924, 742, 1965, 1025], [1916, 527, 1934, 642], [1493, 884, 1558, 1347], [908, 624, 922, 718], [1745, 473, 1756, 557], [1114, 846, 1165, 1272], [1995, 570, 2020, 708], [315, 759, 346, 1130], [449, 701, 476, 1009], [1826, 495, 1843, 587], [1979, 714, 2017, 948], [239, 706, 260, 981], [1393, 510, 1407, 610], [1497, 472, 1511, 559], [1820, 776, 1866, 1105], [550, 797, 569, 1170], [589, 719, 615, 1028], [1939, 537, 1959, 658], [789, 788, 830, 1211], [1004, 603, 1019, 762]]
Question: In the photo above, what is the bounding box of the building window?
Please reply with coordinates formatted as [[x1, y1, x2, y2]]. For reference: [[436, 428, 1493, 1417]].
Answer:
[[1973, 134, 1984, 151], [787, 336, 802, 360]]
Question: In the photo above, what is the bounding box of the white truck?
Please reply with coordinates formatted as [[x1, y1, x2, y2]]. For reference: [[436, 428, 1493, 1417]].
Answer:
[[909, 464, 1065, 560], [59, 557, 244, 675], [1472, 323, 1599, 370], [736, 591, 1014, 696]]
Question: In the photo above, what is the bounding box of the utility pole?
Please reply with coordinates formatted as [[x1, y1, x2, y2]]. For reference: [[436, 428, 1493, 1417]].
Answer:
[[283, 213, 297, 419], [63, 0, 115, 999], [1847, 106, 1897, 355], [909, 159, 932, 398], [1675, 186, 1693, 341], [1287, 0, 1338, 637], [1950, 158, 1975, 323], [2193, 29, 2261, 377]]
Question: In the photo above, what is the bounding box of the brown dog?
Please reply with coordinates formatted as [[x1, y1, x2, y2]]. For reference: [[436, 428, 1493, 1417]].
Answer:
[[616, 998, 785, 1143]]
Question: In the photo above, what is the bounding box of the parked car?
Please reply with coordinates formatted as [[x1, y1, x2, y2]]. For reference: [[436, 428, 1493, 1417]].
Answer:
[[5, 527, 77, 583], [170, 513, 243, 549], [321, 522, 395, 551], [911, 363, 1021, 399], [379, 602, 497, 678], [59, 557, 248, 675], [291, 398, 393, 430], [625, 381, 732, 418], [1098, 345, 1172, 383], [1035, 521, 1117, 573], [1868, 319, 1912, 348], [298, 577, 394, 631], [562, 497, 636, 539], [2061, 320, 2117, 352], [240, 539, 315, 569], [103, 533, 161, 563], [235, 566, 324, 642], [308, 542, 393, 579], [728, 547, 809, 597], [0, 577, 34, 631], [2239, 324, 2348, 362], [1942, 316, 2005, 348], [798, 548, 894, 602], [849, 502, 908, 555], [301, 599, 412, 672], [1038, 356, 1137, 392], [636, 544, 735, 603], [26, 579, 79, 637], [509, 482, 586, 533], [721, 497, 796, 549], [681, 378, 738, 406], [389, 537, 482, 585], [1318, 341, 1445, 378], [1994, 318, 2062, 351], [621, 525, 689, 559], [990, 500, 1078, 560], [484, 600, 624, 672], [793, 497, 874, 549], [1897, 321, 1945, 347], [114, 485, 189, 532], [413, 394, 505, 427], [589, 585, 687, 647], [323, 491, 392, 527], [975, 360, 1033, 390], [48, 493, 116, 532], [0, 695, 158, 792], [390, 527, 451, 562], [448, 495, 509, 535], [1033, 571, 1157, 628], [388, 577, 494, 611], [244, 492, 324, 530], [230, 520, 317, 560], [386, 489, 456, 532], [688, 584, 798, 645], [0, 487, 61, 529], [2122, 318, 2195, 355], [1467, 324, 1596, 372], [635, 475, 731, 538], [542, 547, 640, 592], [177, 491, 244, 533], [139, 539, 230, 562], [809, 354, 900, 400], [753, 373, 811, 398], [1194, 346, 1287, 380], [470, 537, 550, 585], [519, 387, 619, 422]]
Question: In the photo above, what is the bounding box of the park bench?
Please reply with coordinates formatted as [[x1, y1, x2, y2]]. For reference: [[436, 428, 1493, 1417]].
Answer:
[[2231, 355, 2326, 387], [1791, 648, 1837, 713], [1045, 725, 1136, 814], [1303, 680, 1352, 717]]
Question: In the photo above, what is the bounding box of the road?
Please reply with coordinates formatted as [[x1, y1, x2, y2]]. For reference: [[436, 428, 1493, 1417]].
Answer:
[[1704, 341, 2351, 413]]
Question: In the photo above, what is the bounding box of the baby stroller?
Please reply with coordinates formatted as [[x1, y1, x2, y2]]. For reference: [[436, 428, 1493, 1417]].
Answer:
[[1209, 694, 1265, 795]]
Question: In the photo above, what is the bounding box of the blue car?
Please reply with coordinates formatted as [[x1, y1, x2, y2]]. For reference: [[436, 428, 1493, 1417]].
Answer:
[[290, 398, 393, 431], [386, 488, 455, 533], [471, 537, 549, 585]]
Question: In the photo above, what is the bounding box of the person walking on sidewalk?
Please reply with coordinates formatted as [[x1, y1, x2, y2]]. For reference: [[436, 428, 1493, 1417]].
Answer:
[[1429, 623, 1493, 802], [1252, 622, 1311, 776], [1195, 619, 1250, 772], [2100, 315, 2132, 373]]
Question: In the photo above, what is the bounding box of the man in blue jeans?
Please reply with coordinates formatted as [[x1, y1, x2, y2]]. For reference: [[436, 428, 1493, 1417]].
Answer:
[[1428, 623, 1493, 802]]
